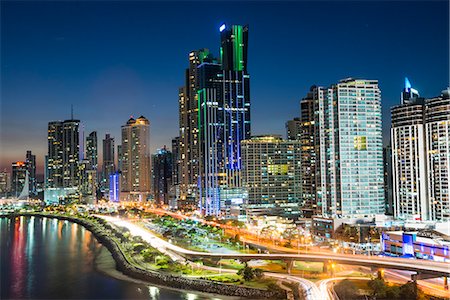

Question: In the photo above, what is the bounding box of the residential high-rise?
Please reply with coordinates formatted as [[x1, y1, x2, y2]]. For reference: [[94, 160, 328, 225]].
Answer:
[[117, 144, 123, 171], [152, 146, 173, 205], [242, 135, 302, 219], [121, 116, 151, 200], [102, 134, 115, 190], [26, 150, 37, 196], [79, 159, 97, 204], [86, 131, 98, 170], [426, 88, 450, 221], [47, 121, 63, 188], [62, 119, 81, 188], [0, 171, 10, 195], [170, 137, 182, 208], [286, 118, 301, 140], [299, 88, 319, 217], [391, 79, 427, 220], [11, 161, 28, 198], [315, 78, 384, 218], [383, 145, 394, 215]]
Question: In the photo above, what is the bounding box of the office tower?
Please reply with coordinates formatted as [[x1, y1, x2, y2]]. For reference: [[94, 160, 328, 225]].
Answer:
[[121, 116, 151, 200], [315, 78, 384, 218], [219, 23, 250, 178], [170, 137, 181, 208], [117, 144, 123, 171], [11, 161, 28, 198], [152, 146, 173, 205], [102, 134, 115, 189], [426, 88, 450, 221], [86, 131, 98, 170], [79, 159, 97, 203], [391, 79, 427, 220], [242, 135, 302, 219], [177, 24, 250, 216], [47, 121, 63, 188], [197, 56, 224, 215], [299, 88, 319, 217], [178, 49, 211, 203], [383, 145, 394, 215], [62, 118, 81, 188], [286, 118, 301, 140], [171, 137, 181, 188], [0, 171, 11, 195], [198, 24, 250, 216], [26, 150, 37, 196]]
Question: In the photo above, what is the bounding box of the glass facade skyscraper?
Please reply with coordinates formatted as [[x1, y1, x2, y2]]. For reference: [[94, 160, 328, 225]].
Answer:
[[315, 78, 384, 218], [178, 24, 251, 216], [241, 135, 301, 219]]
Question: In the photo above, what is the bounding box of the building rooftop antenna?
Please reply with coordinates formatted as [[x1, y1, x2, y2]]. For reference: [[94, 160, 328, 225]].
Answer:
[[71, 104, 74, 119]]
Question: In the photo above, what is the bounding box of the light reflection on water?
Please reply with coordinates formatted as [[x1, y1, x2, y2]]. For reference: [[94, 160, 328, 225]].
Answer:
[[0, 216, 226, 300]]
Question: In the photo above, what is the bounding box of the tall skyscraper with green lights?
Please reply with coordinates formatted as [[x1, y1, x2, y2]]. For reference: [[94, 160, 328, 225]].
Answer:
[[178, 24, 250, 216]]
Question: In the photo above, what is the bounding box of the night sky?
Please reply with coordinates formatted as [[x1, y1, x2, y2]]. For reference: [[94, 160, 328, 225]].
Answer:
[[1, 1, 448, 174]]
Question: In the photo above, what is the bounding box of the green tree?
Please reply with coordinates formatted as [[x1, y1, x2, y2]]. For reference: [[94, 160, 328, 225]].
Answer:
[[253, 268, 264, 279], [237, 263, 255, 281], [368, 278, 387, 298], [334, 279, 358, 300]]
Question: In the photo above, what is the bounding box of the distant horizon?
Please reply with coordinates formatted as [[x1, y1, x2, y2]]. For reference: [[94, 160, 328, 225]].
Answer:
[[1, 1, 448, 174]]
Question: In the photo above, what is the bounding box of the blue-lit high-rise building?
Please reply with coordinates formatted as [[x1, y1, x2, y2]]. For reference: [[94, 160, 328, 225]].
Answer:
[[196, 24, 250, 216]]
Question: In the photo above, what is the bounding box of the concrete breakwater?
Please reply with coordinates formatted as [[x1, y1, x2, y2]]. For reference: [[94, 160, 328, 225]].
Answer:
[[2, 213, 286, 299]]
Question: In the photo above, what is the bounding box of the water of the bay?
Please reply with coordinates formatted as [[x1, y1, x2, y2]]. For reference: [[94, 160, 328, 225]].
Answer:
[[0, 216, 235, 300]]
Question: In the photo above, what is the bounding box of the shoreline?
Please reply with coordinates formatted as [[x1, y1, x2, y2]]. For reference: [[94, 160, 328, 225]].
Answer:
[[1, 212, 285, 299], [94, 246, 242, 300]]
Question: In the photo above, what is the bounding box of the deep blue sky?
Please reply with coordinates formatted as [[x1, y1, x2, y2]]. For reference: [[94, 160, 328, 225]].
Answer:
[[1, 1, 448, 173]]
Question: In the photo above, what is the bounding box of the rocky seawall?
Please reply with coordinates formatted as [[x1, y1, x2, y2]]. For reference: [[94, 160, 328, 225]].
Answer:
[[2, 212, 286, 299]]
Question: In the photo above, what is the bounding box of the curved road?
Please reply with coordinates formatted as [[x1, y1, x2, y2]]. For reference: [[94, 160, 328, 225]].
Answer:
[[100, 216, 450, 299]]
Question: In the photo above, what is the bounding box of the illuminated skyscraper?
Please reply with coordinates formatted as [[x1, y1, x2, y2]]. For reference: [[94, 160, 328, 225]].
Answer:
[[177, 24, 250, 216], [86, 131, 98, 170], [426, 88, 450, 221], [11, 161, 27, 198], [286, 118, 301, 141], [178, 49, 212, 204], [102, 133, 115, 190], [0, 171, 10, 196], [47, 121, 63, 188], [242, 135, 301, 219], [315, 79, 384, 218], [299, 88, 319, 217], [26, 150, 37, 196], [383, 145, 394, 215], [391, 79, 427, 220], [121, 116, 151, 200], [62, 119, 81, 188], [152, 146, 173, 205]]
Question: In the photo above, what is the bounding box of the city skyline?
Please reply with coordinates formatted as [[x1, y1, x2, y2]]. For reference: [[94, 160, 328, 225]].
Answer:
[[1, 1, 449, 173]]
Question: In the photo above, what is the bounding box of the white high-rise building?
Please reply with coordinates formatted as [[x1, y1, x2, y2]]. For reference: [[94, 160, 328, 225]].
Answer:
[[426, 88, 450, 221], [391, 79, 428, 220], [121, 116, 151, 201], [315, 78, 385, 218]]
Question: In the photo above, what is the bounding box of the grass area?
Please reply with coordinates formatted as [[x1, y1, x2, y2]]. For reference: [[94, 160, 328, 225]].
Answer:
[[219, 259, 244, 270], [203, 273, 278, 290], [292, 261, 323, 272]]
